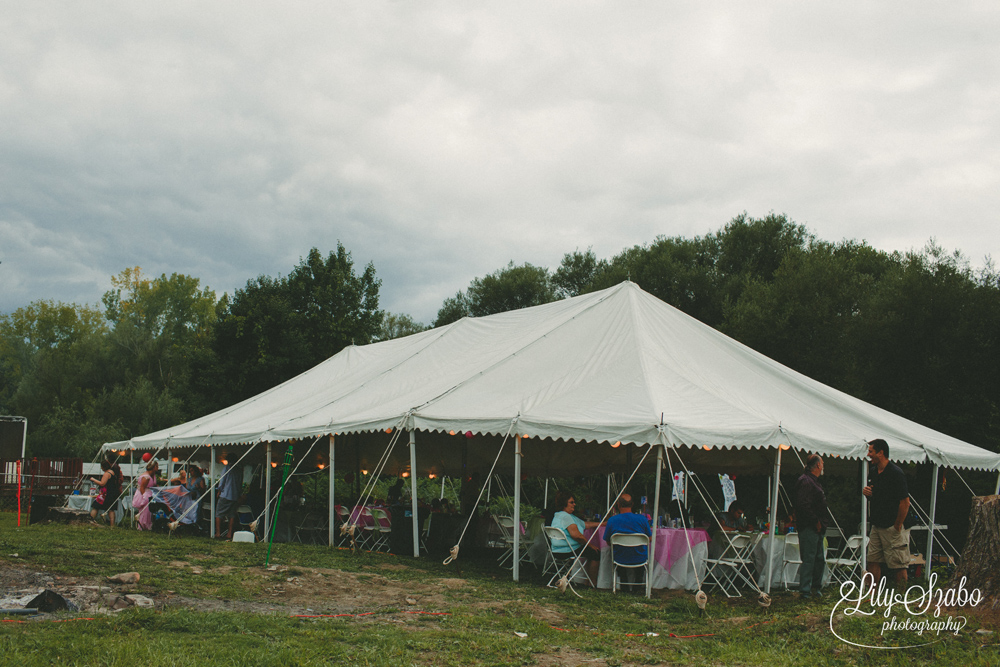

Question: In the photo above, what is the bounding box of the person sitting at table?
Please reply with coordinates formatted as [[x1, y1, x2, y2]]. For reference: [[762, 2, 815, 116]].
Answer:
[[602, 494, 651, 589], [387, 478, 405, 506], [721, 500, 748, 531], [89, 457, 124, 527], [550, 491, 603, 586]]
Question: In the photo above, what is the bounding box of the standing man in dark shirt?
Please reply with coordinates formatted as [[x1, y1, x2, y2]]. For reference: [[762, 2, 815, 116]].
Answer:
[[862, 438, 911, 586], [793, 454, 827, 598]]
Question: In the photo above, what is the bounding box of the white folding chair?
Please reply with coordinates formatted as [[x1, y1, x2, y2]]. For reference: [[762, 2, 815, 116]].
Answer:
[[704, 532, 759, 597], [782, 533, 803, 589], [496, 516, 530, 569], [369, 508, 392, 551], [826, 535, 868, 584], [609, 532, 650, 594], [542, 526, 594, 588]]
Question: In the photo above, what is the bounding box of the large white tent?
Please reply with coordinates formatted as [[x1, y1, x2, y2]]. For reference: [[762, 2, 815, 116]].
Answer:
[[105, 281, 999, 470], [103, 281, 1000, 592]]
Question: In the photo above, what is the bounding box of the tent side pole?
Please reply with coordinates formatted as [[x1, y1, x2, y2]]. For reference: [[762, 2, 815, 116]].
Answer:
[[925, 464, 939, 581], [265, 443, 272, 541], [328, 435, 336, 547], [765, 447, 783, 594], [861, 459, 869, 573], [409, 429, 420, 557], [166, 448, 172, 483], [995, 471, 999, 495], [606, 474, 611, 516], [513, 434, 522, 583], [210, 450, 216, 538], [648, 445, 664, 599], [440, 475, 446, 500], [130, 450, 135, 526], [544, 478, 549, 509]]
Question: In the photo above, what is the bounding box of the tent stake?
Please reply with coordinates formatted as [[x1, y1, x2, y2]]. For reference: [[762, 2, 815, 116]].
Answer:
[[409, 429, 419, 557], [925, 464, 939, 581], [328, 435, 336, 547], [765, 446, 782, 595]]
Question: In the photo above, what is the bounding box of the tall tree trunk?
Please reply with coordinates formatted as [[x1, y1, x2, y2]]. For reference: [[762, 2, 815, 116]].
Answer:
[[953, 495, 1000, 600]]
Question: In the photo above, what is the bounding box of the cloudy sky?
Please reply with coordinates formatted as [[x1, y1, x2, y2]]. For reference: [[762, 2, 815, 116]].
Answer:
[[2, 2, 998, 324]]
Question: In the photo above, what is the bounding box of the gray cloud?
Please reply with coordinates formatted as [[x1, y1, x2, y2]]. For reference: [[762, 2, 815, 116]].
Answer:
[[2, 2, 998, 324]]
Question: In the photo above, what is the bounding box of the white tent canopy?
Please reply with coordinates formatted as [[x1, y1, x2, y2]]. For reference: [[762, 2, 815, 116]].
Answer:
[[103, 281, 1000, 472]]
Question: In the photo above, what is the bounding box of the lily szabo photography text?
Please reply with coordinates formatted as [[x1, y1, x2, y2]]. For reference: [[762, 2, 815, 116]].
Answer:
[[830, 572, 984, 649]]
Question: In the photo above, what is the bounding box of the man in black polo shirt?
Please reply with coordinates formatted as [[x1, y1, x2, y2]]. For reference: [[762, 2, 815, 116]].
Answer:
[[862, 438, 911, 585]]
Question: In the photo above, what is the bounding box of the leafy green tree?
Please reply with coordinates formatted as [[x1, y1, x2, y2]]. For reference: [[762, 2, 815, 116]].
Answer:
[[101, 267, 217, 412], [434, 292, 471, 327], [434, 262, 558, 327], [212, 244, 382, 405], [378, 313, 427, 341], [552, 248, 598, 298]]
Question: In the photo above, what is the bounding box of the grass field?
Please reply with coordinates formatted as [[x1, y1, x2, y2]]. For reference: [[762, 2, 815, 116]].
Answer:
[[0, 513, 997, 666]]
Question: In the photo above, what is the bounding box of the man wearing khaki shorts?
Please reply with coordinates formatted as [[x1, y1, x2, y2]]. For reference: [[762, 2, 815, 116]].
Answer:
[[862, 439, 911, 585]]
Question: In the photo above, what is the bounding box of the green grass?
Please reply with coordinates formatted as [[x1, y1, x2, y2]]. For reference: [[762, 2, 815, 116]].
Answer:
[[1, 513, 997, 666]]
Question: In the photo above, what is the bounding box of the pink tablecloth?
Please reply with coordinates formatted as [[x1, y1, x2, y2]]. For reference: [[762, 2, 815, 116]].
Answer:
[[589, 526, 711, 572]]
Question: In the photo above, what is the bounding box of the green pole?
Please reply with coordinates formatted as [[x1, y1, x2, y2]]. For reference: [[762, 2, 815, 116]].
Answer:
[[265, 445, 294, 567]]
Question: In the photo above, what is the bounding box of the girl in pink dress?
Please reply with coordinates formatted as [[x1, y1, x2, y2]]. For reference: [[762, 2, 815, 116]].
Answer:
[[133, 460, 159, 530]]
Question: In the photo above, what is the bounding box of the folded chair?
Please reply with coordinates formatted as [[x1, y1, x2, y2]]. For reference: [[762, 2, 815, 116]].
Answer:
[[704, 532, 759, 597], [782, 533, 803, 589], [826, 534, 868, 584]]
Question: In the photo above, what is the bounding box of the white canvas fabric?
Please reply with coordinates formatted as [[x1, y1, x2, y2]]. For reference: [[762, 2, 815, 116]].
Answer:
[[104, 282, 1000, 472]]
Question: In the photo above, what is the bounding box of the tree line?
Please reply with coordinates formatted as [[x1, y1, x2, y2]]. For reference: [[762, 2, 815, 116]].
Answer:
[[3, 215, 999, 461]]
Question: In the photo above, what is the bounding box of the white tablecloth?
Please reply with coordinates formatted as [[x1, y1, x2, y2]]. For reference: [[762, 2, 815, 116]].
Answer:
[[754, 534, 832, 589]]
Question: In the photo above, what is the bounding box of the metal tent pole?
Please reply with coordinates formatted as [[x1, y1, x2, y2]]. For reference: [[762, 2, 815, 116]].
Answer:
[[209, 450, 216, 538], [130, 450, 135, 526], [765, 447, 783, 595], [925, 464, 939, 581], [328, 435, 336, 547], [995, 471, 999, 495], [647, 445, 664, 599], [544, 478, 549, 509], [166, 449, 172, 483], [861, 459, 869, 573], [264, 443, 272, 540], [440, 475, 446, 499], [513, 434, 522, 582], [409, 430, 420, 557]]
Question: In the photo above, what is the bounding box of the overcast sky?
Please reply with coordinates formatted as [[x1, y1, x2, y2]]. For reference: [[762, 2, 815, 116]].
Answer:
[[2, 2, 998, 324]]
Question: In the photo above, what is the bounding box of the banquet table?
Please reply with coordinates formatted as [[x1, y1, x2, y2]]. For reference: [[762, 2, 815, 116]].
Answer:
[[753, 533, 832, 589], [66, 493, 125, 524], [591, 526, 710, 590]]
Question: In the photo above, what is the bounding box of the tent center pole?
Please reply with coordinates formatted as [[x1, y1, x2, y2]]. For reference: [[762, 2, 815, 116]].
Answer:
[[765, 446, 783, 595], [409, 429, 420, 557], [513, 434, 522, 583], [925, 464, 939, 581], [648, 445, 664, 599], [328, 435, 336, 547], [544, 478, 549, 509]]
